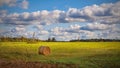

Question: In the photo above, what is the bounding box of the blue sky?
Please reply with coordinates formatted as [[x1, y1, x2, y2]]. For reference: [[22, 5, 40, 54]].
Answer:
[[0, 0, 120, 41], [0, 0, 118, 13]]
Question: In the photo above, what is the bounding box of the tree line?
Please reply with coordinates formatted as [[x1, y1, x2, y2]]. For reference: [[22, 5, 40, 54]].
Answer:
[[0, 36, 57, 42], [69, 39, 120, 42], [0, 36, 41, 42], [0, 36, 120, 42]]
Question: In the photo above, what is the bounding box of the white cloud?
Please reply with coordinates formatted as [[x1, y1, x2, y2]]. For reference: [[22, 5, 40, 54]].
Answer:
[[0, 0, 29, 9], [66, 2, 120, 24], [11, 26, 26, 33], [50, 24, 96, 40], [19, 0, 29, 9], [21, 12, 30, 19], [0, 10, 7, 16], [0, 0, 16, 7], [1, 1, 119, 26], [70, 24, 81, 30], [33, 25, 43, 30], [39, 30, 49, 35], [80, 23, 112, 31], [49, 22, 120, 40]]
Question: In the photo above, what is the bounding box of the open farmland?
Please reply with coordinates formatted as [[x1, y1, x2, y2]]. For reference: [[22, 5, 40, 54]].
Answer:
[[0, 42, 120, 68]]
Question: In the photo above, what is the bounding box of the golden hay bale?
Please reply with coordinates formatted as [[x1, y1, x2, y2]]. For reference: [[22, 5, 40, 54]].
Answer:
[[38, 46, 51, 55]]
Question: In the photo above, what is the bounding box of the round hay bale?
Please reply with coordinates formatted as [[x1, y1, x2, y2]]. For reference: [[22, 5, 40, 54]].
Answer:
[[38, 46, 51, 55]]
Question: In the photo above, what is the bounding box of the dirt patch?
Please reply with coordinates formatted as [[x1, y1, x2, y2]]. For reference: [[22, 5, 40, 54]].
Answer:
[[0, 60, 79, 68]]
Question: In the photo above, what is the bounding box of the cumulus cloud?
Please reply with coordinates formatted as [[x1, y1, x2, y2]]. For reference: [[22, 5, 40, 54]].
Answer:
[[0, 1, 120, 26], [0, 0, 16, 7], [38, 30, 49, 35], [50, 24, 99, 40], [66, 2, 120, 24], [33, 25, 43, 30], [49, 22, 120, 40], [11, 25, 26, 33], [80, 23, 112, 31], [19, 0, 29, 9], [0, 0, 29, 9]]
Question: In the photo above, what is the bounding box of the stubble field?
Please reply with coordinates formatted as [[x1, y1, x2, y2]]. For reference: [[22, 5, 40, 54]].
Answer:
[[0, 42, 120, 68]]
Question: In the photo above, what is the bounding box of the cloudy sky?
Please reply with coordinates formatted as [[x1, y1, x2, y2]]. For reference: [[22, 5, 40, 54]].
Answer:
[[0, 0, 120, 41]]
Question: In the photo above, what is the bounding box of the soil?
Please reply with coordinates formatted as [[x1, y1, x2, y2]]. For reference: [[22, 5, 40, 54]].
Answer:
[[0, 60, 79, 68]]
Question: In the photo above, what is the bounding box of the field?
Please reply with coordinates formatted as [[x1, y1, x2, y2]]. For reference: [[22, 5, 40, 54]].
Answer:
[[0, 42, 120, 68]]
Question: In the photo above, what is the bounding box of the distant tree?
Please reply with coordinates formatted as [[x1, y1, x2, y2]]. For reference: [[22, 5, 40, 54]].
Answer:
[[47, 37, 56, 42], [51, 37, 56, 42], [47, 37, 51, 42], [21, 36, 25, 42]]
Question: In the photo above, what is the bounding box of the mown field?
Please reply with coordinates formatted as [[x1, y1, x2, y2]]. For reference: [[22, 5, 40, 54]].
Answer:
[[0, 42, 120, 68]]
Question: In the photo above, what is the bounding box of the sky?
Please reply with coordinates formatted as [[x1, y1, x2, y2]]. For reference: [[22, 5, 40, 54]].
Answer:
[[0, 0, 120, 41]]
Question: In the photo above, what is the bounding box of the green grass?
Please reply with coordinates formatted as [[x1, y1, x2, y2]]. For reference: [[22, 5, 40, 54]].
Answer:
[[0, 42, 120, 68]]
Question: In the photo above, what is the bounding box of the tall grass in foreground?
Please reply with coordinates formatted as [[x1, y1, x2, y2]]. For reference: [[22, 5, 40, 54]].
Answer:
[[0, 42, 120, 68]]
